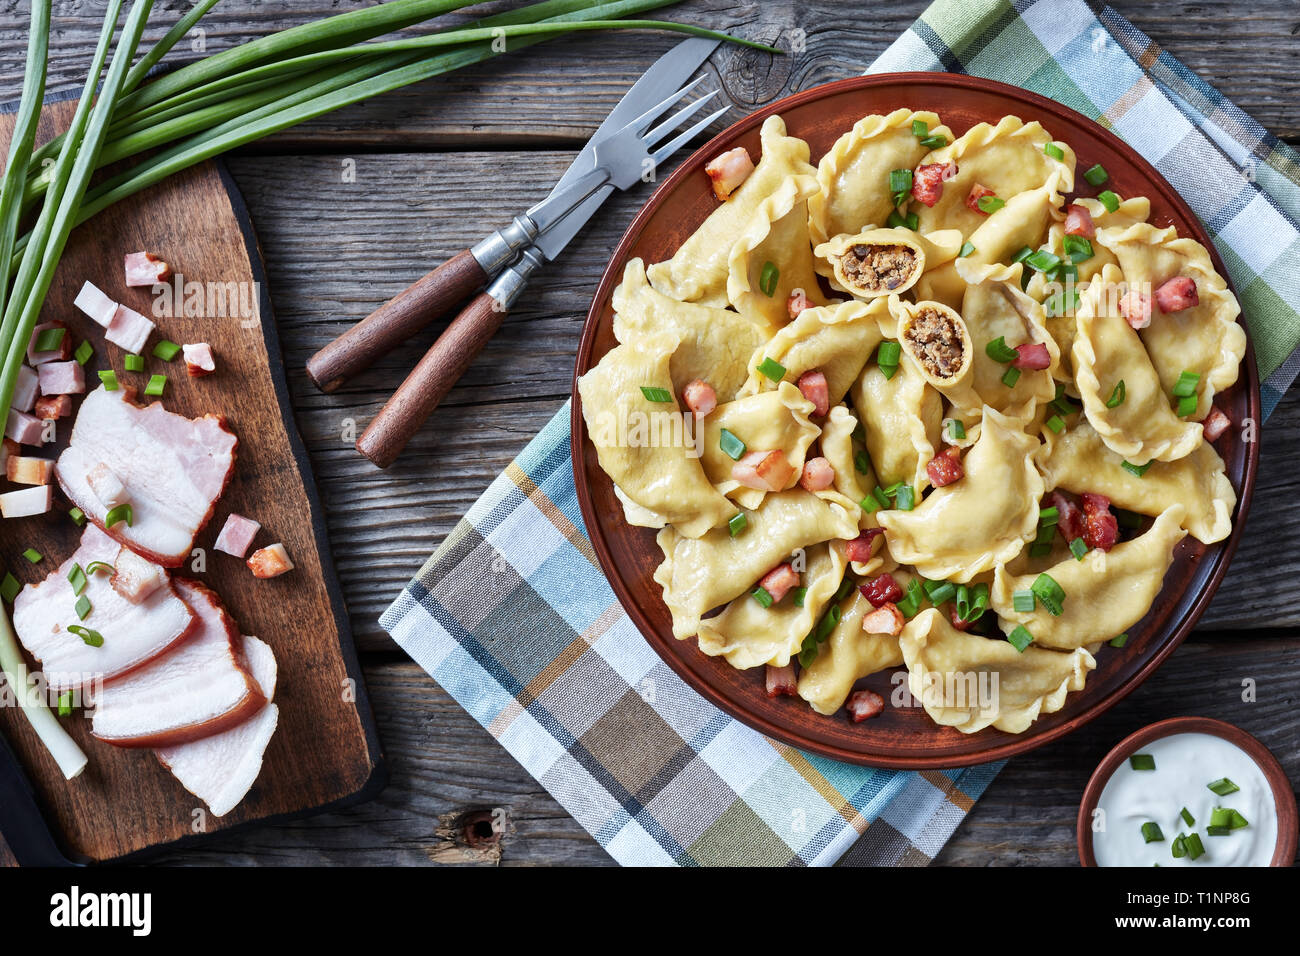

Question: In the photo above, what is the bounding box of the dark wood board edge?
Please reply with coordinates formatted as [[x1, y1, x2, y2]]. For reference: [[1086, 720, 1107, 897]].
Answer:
[[571, 72, 1262, 769]]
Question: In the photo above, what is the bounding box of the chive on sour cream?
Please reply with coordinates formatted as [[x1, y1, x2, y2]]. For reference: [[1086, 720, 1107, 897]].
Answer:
[[1093, 732, 1277, 867]]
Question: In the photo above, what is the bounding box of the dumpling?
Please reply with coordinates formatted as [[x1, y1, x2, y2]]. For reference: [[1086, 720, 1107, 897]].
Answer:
[[796, 590, 903, 716], [915, 117, 1076, 237], [954, 259, 1060, 420], [850, 358, 941, 491], [819, 404, 886, 573], [911, 259, 966, 310], [578, 332, 735, 537], [727, 172, 829, 332], [808, 108, 952, 251], [697, 542, 847, 669], [961, 176, 1067, 269], [1034, 420, 1235, 544], [1026, 194, 1152, 300], [878, 406, 1043, 582], [1094, 222, 1246, 420], [699, 383, 820, 510], [648, 115, 815, 306], [1072, 265, 1203, 464], [739, 298, 886, 405], [990, 505, 1187, 650], [654, 488, 859, 639], [611, 258, 768, 401], [814, 227, 962, 299], [898, 608, 1095, 734]]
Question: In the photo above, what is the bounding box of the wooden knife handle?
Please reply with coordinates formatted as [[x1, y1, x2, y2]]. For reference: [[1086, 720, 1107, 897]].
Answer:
[[306, 249, 487, 393], [356, 290, 507, 468]]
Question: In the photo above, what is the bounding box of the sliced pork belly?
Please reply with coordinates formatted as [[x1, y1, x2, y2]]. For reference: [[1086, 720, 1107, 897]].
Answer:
[[56, 386, 237, 567], [156, 635, 279, 816], [90, 579, 264, 748], [12, 525, 195, 691]]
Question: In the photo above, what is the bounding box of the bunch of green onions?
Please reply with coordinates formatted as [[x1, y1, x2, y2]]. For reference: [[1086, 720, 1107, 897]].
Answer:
[[0, 0, 771, 778]]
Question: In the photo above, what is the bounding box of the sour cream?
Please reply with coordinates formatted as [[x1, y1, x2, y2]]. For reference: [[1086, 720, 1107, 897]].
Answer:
[[1092, 732, 1277, 867]]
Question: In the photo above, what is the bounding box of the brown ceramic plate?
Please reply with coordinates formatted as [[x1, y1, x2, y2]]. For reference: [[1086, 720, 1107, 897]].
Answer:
[[571, 74, 1260, 768], [1077, 717, 1298, 866]]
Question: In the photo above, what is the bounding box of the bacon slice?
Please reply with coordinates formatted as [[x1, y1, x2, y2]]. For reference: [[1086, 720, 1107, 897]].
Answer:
[[27, 321, 71, 365], [796, 369, 830, 417], [1064, 204, 1096, 238], [966, 183, 997, 215], [799, 456, 835, 492], [758, 563, 800, 603], [859, 571, 902, 608], [846, 689, 885, 722], [1155, 276, 1198, 313], [926, 446, 964, 487], [845, 528, 884, 563], [34, 394, 73, 420], [38, 360, 85, 396], [12, 524, 195, 690], [6, 455, 53, 485], [1049, 491, 1085, 544], [124, 251, 172, 287], [111, 547, 168, 604], [183, 342, 216, 377], [1202, 406, 1231, 441], [1118, 290, 1152, 330], [12, 365, 38, 413], [765, 663, 798, 698], [5, 408, 46, 445], [214, 513, 261, 558], [90, 579, 264, 748], [704, 146, 755, 201], [74, 280, 119, 328], [786, 288, 812, 319], [861, 602, 904, 637], [1013, 342, 1051, 370], [248, 543, 294, 579], [105, 304, 156, 354], [1081, 492, 1118, 552], [911, 162, 954, 207], [732, 449, 795, 492], [155, 634, 279, 816], [0, 484, 51, 517], [56, 386, 238, 567], [681, 379, 717, 417]]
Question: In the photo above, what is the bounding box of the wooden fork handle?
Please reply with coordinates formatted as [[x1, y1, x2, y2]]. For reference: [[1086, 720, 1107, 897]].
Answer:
[[356, 291, 507, 468], [306, 249, 487, 393]]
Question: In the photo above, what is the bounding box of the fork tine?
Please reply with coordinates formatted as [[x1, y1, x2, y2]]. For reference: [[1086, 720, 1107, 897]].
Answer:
[[651, 105, 730, 167], [642, 90, 720, 150], [623, 75, 707, 135]]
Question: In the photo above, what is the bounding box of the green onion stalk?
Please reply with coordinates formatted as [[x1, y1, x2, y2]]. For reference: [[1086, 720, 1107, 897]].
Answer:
[[0, 0, 773, 777]]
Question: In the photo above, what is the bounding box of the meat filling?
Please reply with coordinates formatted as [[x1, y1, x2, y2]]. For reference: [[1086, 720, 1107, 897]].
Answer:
[[905, 307, 966, 380], [839, 243, 917, 293]]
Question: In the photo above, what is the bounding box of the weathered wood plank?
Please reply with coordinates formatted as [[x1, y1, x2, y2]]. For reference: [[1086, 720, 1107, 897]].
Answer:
[[148, 632, 1299, 866], [1, 1, 1297, 146], [225, 150, 1300, 652]]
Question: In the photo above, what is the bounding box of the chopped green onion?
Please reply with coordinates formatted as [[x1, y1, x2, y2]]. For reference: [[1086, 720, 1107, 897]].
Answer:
[[1011, 246, 1034, 263], [104, 503, 134, 528], [719, 429, 746, 461], [1012, 589, 1036, 613], [98, 369, 119, 391], [877, 341, 902, 367], [879, 363, 898, 380], [1043, 142, 1065, 161], [1141, 822, 1164, 843], [1045, 414, 1065, 434], [854, 450, 871, 475], [1062, 235, 1094, 263], [1025, 249, 1062, 273], [68, 564, 87, 597], [68, 625, 103, 648], [1097, 190, 1121, 213], [1069, 537, 1087, 560], [1106, 380, 1126, 408], [1059, 261, 1079, 283], [124, 353, 145, 373], [1206, 825, 1231, 837], [1031, 573, 1065, 616], [904, 211, 919, 231], [22, 548, 42, 564], [727, 511, 747, 537], [834, 575, 856, 603], [153, 339, 182, 361], [1129, 754, 1156, 771], [1229, 809, 1249, 830], [977, 194, 1005, 214], [1, 573, 20, 603], [798, 634, 819, 668], [1208, 807, 1233, 829], [144, 373, 167, 397], [924, 580, 956, 604], [1172, 833, 1187, 858], [958, 241, 976, 258], [1184, 832, 1205, 859], [74, 595, 92, 621], [639, 385, 672, 403], [881, 481, 904, 498], [1039, 506, 1059, 526], [812, 605, 841, 642], [1050, 384, 1077, 417], [1172, 370, 1200, 398], [1035, 522, 1057, 546], [57, 691, 72, 717], [964, 582, 990, 622], [1083, 163, 1109, 186], [1121, 460, 1152, 478], [885, 209, 908, 229], [85, 561, 114, 576], [1177, 394, 1198, 417], [758, 261, 779, 297], [74, 340, 93, 365], [33, 326, 65, 353], [1044, 290, 1080, 317], [985, 336, 1019, 363], [1110, 633, 1129, 648], [871, 486, 890, 510], [888, 168, 913, 201], [947, 419, 966, 441], [792, 587, 807, 608], [1028, 542, 1052, 558], [911, 119, 928, 137], [68, 507, 86, 527], [1006, 625, 1033, 652], [918, 134, 947, 149], [1180, 807, 1195, 826], [895, 484, 915, 511], [751, 586, 773, 609], [1001, 366, 1021, 388], [755, 357, 786, 382], [860, 494, 880, 514], [1207, 777, 1239, 796]]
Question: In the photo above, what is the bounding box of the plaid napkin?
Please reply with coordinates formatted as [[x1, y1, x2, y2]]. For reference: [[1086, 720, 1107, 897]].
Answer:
[[381, 0, 1299, 866]]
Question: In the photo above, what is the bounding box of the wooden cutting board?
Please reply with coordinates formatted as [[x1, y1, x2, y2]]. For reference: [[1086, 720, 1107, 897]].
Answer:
[[0, 98, 385, 862]]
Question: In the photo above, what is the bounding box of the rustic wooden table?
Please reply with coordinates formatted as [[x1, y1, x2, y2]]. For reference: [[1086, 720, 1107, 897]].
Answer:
[[3, 0, 1296, 866]]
